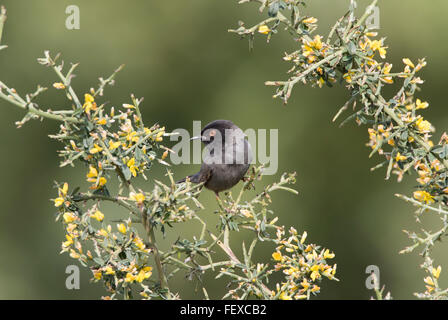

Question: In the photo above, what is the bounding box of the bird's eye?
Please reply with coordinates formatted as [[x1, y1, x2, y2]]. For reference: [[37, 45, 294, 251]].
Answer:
[[209, 129, 216, 137]]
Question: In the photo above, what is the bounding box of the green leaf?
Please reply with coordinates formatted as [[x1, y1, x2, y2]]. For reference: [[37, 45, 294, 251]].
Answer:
[[121, 164, 132, 181], [347, 41, 357, 55]]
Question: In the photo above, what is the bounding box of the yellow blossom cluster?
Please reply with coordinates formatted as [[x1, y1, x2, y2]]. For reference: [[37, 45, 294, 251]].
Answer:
[[423, 265, 441, 295], [86, 165, 107, 189], [366, 124, 395, 153], [83, 93, 97, 114], [271, 227, 336, 300], [54, 182, 69, 207], [93, 261, 153, 285], [359, 33, 387, 59]]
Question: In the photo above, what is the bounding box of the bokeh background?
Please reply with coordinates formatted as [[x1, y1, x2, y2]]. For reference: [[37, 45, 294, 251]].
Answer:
[[0, 0, 447, 299]]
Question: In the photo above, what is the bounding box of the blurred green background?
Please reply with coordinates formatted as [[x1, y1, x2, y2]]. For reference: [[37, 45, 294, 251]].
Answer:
[[0, 0, 447, 299]]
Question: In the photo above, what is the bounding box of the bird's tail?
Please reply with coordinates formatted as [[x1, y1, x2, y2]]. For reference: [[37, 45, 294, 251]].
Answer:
[[176, 173, 200, 184], [176, 177, 187, 184]]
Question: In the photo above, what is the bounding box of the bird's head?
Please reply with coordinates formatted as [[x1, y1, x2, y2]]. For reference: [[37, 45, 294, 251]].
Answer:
[[191, 120, 240, 146]]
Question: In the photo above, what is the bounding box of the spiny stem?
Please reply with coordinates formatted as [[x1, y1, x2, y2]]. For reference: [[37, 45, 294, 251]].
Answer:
[[52, 63, 82, 109], [73, 193, 140, 216], [0, 89, 81, 123], [0, 6, 6, 48]]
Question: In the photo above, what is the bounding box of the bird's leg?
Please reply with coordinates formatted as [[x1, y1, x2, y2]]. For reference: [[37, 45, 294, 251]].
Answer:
[[215, 192, 233, 213], [214, 192, 227, 211]]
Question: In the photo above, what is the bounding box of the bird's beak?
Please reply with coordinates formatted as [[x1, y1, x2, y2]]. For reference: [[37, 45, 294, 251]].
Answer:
[[190, 136, 203, 141]]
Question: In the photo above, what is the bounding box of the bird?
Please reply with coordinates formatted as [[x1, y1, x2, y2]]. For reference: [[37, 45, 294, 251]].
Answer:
[[176, 120, 252, 198]]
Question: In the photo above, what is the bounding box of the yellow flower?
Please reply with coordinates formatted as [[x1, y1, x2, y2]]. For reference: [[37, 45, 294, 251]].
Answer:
[[69, 249, 80, 259], [135, 267, 152, 283], [117, 223, 127, 234], [66, 223, 78, 236], [258, 25, 271, 35], [415, 118, 431, 132], [369, 40, 387, 58], [310, 270, 320, 281], [307, 55, 317, 63], [126, 131, 139, 142], [303, 17, 318, 24], [318, 77, 325, 88], [98, 177, 107, 187], [105, 266, 115, 275], [87, 166, 98, 180], [323, 249, 335, 259], [59, 183, 69, 197], [83, 93, 97, 114], [381, 63, 393, 83], [155, 130, 164, 142], [402, 58, 415, 69], [109, 140, 121, 150], [54, 197, 65, 207], [98, 228, 108, 237], [314, 35, 322, 50], [53, 82, 66, 90], [55, 182, 69, 206], [310, 265, 320, 281], [85, 93, 94, 103], [96, 118, 107, 125], [127, 157, 138, 177], [133, 237, 146, 251], [62, 235, 74, 248], [443, 187, 448, 194], [415, 60, 427, 72], [125, 272, 135, 283], [70, 140, 79, 151], [383, 64, 392, 75], [93, 270, 102, 280], [301, 278, 310, 290], [370, 40, 381, 51], [272, 251, 283, 261], [413, 190, 434, 204], [395, 152, 407, 162], [279, 291, 292, 300], [310, 285, 320, 293], [343, 72, 354, 83], [300, 231, 307, 244], [378, 46, 387, 59], [130, 192, 146, 204], [432, 266, 442, 279], [89, 143, 103, 154], [307, 35, 323, 50], [63, 212, 77, 223], [424, 276, 434, 286], [91, 210, 104, 222], [415, 99, 429, 110], [122, 104, 135, 109]]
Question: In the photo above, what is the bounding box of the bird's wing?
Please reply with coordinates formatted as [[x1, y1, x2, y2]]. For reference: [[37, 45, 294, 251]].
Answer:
[[176, 163, 213, 184]]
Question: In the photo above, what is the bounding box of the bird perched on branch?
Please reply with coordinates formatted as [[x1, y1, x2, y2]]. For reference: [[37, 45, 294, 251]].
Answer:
[[176, 120, 252, 198]]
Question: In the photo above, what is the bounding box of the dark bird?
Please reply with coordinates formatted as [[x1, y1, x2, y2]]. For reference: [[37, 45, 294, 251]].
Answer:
[[176, 120, 252, 198]]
